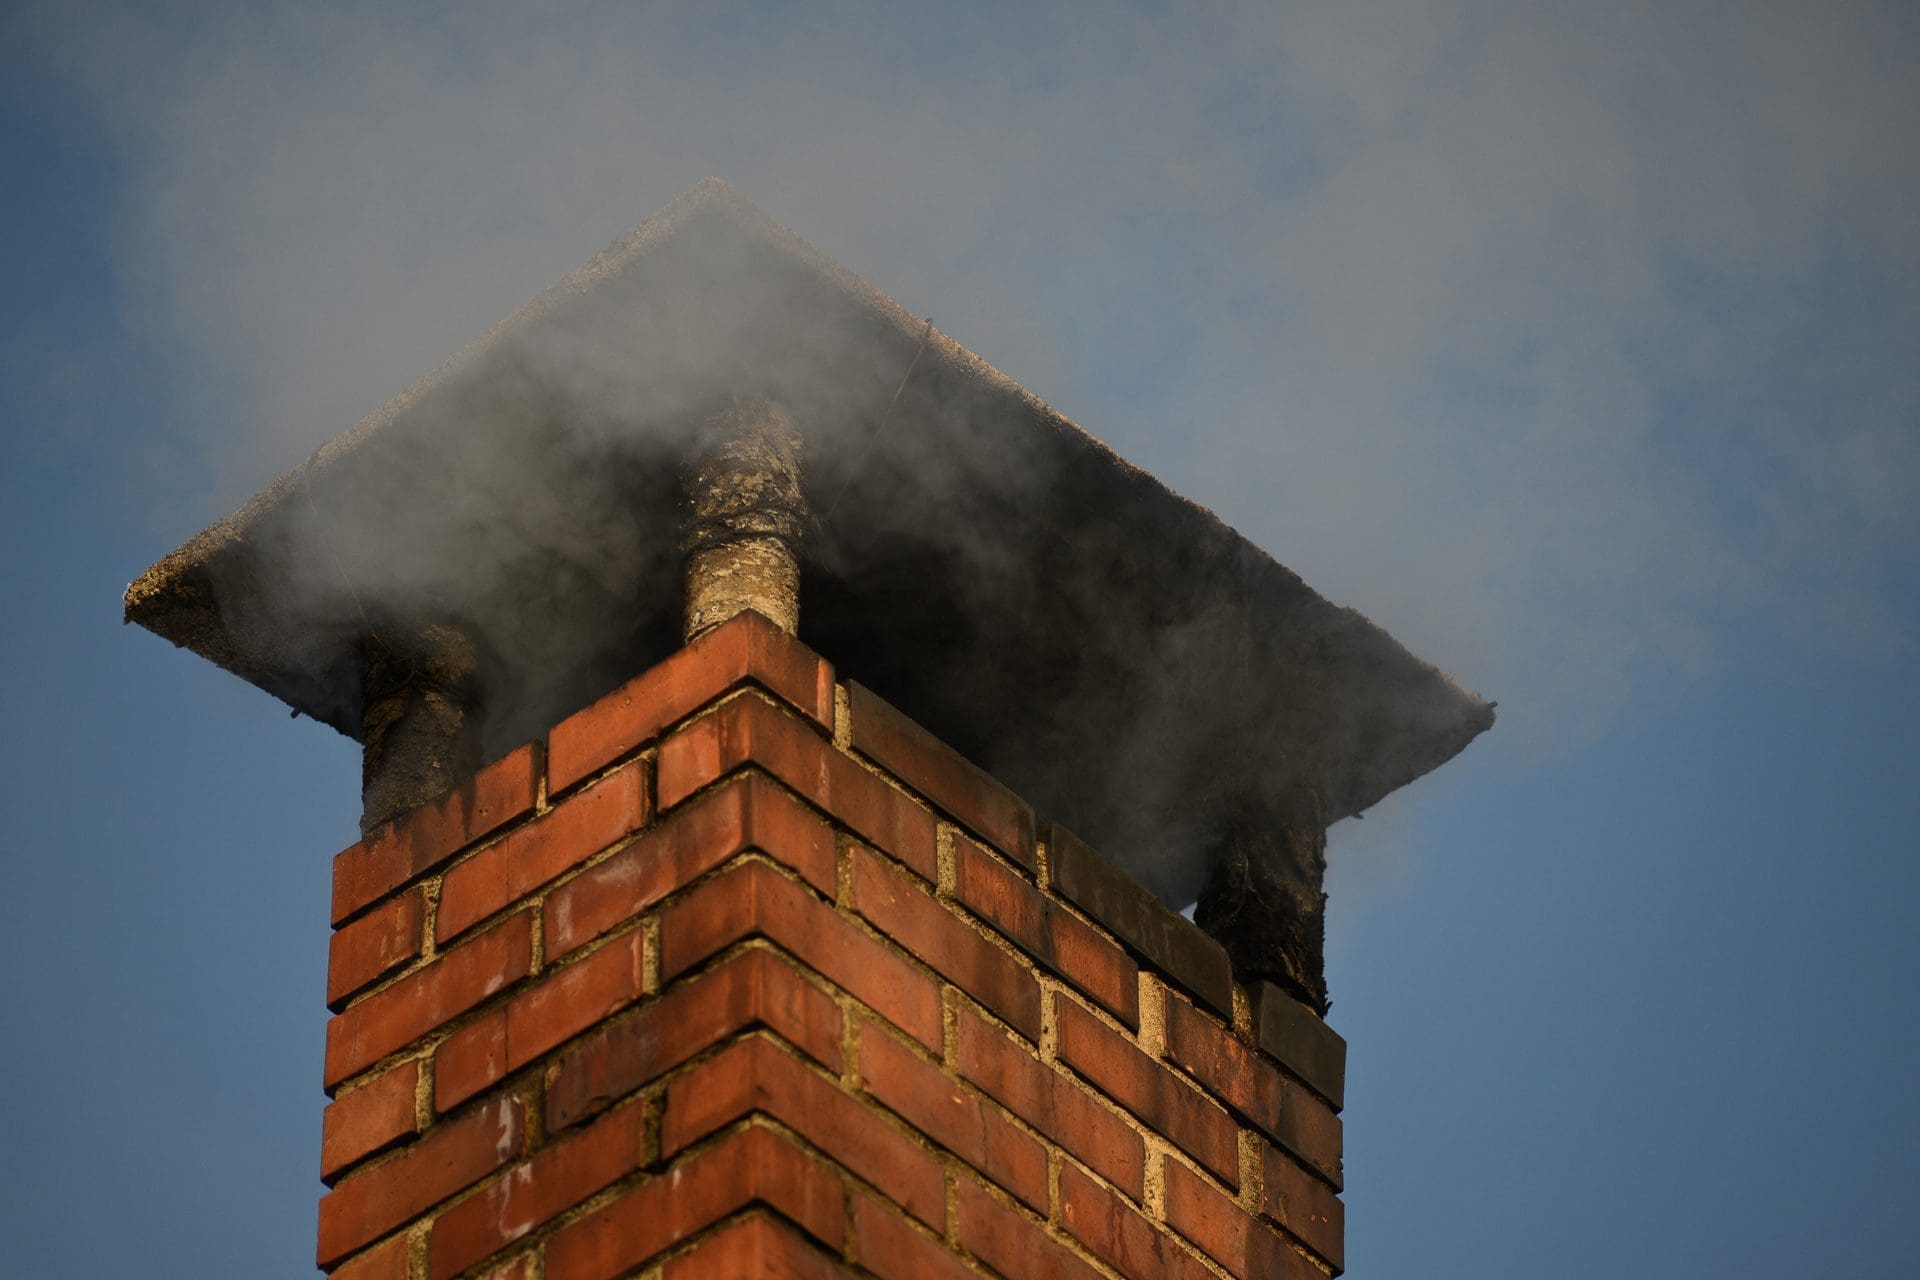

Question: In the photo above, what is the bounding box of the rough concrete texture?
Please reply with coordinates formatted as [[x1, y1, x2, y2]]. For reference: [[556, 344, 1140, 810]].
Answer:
[[123, 178, 1493, 917], [359, 622, 483, 835], [682, 397, 805, 639], [1196, 783, 1331, 1014]]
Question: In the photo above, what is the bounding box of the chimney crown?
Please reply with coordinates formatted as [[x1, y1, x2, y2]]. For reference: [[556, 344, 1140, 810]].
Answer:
[[124, 178, 1491, 907]]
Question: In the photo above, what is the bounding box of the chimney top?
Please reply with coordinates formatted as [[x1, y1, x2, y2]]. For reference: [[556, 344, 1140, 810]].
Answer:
[[125, 179, 1491, 907]]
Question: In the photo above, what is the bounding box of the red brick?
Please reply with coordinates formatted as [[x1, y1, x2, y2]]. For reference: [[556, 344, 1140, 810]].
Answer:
[[661, 1034, 946, 1228], [952, 1005, 1145, 1200], [1249, 981, 1347, 1111], [661, 1213, 854, 1280], [952, 836, 1138, 1026], [435, 929, 649, 1111], [331, 1233, 410, 1280], [316, 1093, 525, 1267], [428, 1102, 647, 1279], [545, 772, 834, 961], [324, 912, 533, 1089], [322, 1059, 420, 1182], [436, 767, 647, 944], [329, 889, 427, 1009], [1041, 919, 1140, 1024], [656, 693, 937, 881], [548, 610, 835, 795], [1261, 1144, 1345, 1271], [1164, 1158, 1329, 1280], [544, 1124, 843, 1280], [1058, 1162, 1214, 1280], [848, 845, 1041, 1041], [657, 859, 942, 1052], [433, 1012, 506, 1115], [859, 1025, 1048, 1212], [1163, 995, 1342, 1187], [846, 683, 1035, 867], [850, 1195, 981, 1280], [1054, 997, 1239, 1186], [1044, 822, 1234, 1017], [546, 946, 842, 1132], [953, 1179, 1102, 1280], [334, 745, 537, 925]]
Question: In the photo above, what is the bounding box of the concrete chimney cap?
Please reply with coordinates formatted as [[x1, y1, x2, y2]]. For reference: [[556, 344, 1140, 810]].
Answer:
[[124, 179, 1492, 907]]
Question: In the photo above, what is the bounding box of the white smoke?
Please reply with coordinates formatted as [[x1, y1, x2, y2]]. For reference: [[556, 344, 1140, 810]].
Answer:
[[21, 0, 1919, 785]]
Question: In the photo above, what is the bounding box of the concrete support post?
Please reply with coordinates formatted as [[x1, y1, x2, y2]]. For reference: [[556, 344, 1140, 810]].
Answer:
[[1195, 780, 1331, 1015], [681, 396, 806, 641], [358, 621, 483, 835]]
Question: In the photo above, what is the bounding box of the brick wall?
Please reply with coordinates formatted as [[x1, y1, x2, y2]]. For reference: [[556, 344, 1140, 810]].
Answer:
[[317, 611, 1347, 1279]]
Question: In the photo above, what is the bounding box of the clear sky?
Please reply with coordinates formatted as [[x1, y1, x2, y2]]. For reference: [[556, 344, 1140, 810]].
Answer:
[[2, 3, 1916, 1276]]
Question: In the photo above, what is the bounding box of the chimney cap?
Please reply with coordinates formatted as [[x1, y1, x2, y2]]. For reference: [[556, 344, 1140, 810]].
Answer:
[[125, 179, 1491, 906]]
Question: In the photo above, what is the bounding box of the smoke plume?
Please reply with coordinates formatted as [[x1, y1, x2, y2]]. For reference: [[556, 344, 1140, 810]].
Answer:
[[22, 0, 1920, 866]]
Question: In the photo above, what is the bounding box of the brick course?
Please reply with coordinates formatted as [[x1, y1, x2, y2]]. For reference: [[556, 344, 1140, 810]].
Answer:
[[435, 765, 648, 943], [544, 1125, 845, 1280], [1164, 1157, 1329, 1280], [1045, 820, 1236, 1017], [953, 1003, 1147, 1200], [1250, 979, 1348, 1110], [1060, 1161, 1218, 1280], [846, 682, 1036, 867], [331, 1234, 411, 1280], [1261, 1142, 1346, 1270], [321, 1058, 421, 1182], [658, 857, 945, 1050], [850, 1195, 981, 1280], [432, 927, 649, 1112], [656, 690, 939, 881], [1164, 992, 1344, 1187], [546, 608, 834, 795], [312, 613, 1344, 1278], [952, 832, 1139, 1025], [543, 770, 834, 960], [324, 910, 533, 1090], [661, 1212, 851, 1280], [859, 1021, 1050, 1213], [1056, 995, 1241, 1186], [317, 1093, 525, 1267], [954, 1179, 1104, 1280], [427, 1101, 647, 1279], [848, 844, 1043, 1041], [661, 1033, 948, 1227], [327, 888, 425, 1009], [333, 745, 537, 925], [544, 945, 842, 1132]]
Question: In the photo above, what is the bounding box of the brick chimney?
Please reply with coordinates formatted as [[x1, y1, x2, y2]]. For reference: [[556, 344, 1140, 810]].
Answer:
[[126, 180, 1490, 1279]]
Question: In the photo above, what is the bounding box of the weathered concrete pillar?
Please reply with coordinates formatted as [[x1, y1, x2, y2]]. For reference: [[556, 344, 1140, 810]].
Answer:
[[358, 621, 483, 835], [681, 396, 806, 640], [1195, 778, 1331, 1014]]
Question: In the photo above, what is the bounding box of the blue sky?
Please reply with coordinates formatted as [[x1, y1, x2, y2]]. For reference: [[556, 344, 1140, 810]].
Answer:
[[3, 4, 1916, 1276]]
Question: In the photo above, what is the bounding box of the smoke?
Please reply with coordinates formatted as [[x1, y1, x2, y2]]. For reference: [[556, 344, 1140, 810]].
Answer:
[[23, 2, 1920, 832]]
